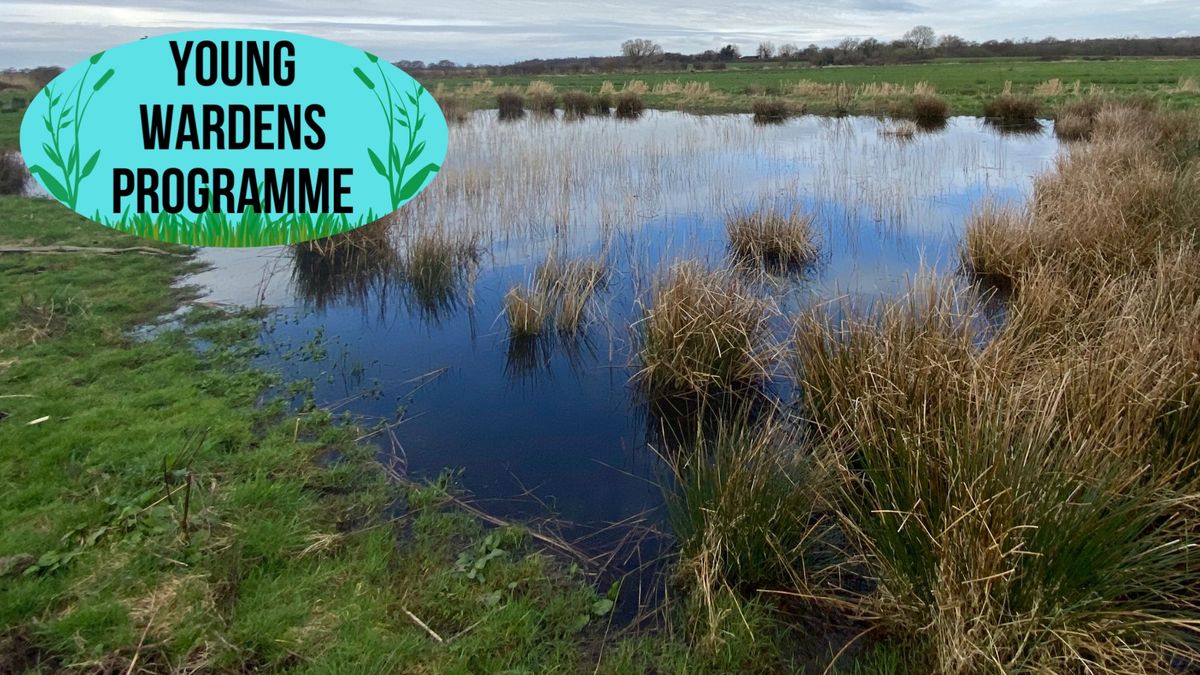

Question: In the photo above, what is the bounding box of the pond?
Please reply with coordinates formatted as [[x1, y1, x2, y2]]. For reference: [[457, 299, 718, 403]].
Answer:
[[190, 110, 1059, 545]]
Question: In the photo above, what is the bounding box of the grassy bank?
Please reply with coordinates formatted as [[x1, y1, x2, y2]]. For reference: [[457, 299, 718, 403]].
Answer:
[[0, 197, 627, 673], [427, 57, 1200, 116]]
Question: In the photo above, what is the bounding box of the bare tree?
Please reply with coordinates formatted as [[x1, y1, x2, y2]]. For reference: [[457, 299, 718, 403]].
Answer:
[[621, 39, 663, 61], [756, 42, 776, 59], [903, 25, 936, 51], [837, 37, 861, 55], [778, 43, 800, 59]]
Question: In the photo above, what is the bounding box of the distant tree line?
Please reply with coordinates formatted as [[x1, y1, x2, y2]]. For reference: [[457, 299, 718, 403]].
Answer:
[[399, 29, 1200, 77]]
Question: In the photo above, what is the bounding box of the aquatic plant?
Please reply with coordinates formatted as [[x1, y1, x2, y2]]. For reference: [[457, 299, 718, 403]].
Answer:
[[290, 219, 400, 310], [402, 228, 479, 320], [983, 93, 1041, 126], [635, 262, 779, 400], [561, 90, 592, 120], [615, 91, 644, 119], [909, 93, 949, 128], [436, 90, 471, 124], [496, 90, 525, 121], [504, 285, 549, 337], [750, 98, 790, 124], [726, 209, 818, 272], [534, 254, 607, 334], [592, 91, 613, 115]]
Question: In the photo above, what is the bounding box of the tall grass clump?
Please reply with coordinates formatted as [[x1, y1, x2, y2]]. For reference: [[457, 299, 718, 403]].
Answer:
[[661, 415, 828, 647], [0, 151, 27, 195], [503, 285, 549, 338], [983, 94, 1041, 127], [635, 262, 780, 401], [401, 228, 479, 320], [751, 98, 790, 124], [535, 254, 606, 334], [290, 219, 400, 310], [561, 90, 592, 120], [1053, 94, 1107, 140], [496, 91, 525, 121], [726, 209, 818, 272], [592, 90, 613, 115], [908, 93, 949, 129], [792, 276, 1200, 673], [615, 91, 644, 119], [524, 81, 557, 116]]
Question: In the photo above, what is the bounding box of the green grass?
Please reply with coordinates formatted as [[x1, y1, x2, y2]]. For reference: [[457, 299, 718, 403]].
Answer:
[[0, 196, 615, 672], [427, 57, 1200, 116]]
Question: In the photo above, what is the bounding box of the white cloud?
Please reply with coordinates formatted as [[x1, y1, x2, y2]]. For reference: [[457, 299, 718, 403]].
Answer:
[[0, 0, 1196, 68]]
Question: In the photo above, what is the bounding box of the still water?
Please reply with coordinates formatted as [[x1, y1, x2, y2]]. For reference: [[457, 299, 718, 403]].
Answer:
[[190, 110, 1059, 533]]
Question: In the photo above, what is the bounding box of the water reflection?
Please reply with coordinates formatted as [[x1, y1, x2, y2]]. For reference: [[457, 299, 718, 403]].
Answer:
[[193, 111, 1061, 535]]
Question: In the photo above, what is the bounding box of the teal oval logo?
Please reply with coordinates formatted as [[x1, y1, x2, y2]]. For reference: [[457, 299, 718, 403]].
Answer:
[[19, 30, 447, 247]]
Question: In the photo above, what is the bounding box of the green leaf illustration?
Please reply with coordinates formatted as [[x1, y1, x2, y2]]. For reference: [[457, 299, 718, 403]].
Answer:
[[93, 69, 116, 91], [367, 148, 388, 177], [398, 163, 440, 202], [42, 143, 63, 169], [89, 51, 105, 64], [366, 52, 379, 63], [29, 166, 70, 203], [353, 67, 375, 90], [80, 150, 101, 179]]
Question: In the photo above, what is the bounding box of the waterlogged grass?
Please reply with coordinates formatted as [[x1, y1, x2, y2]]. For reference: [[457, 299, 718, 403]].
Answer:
[[0, 196, 626, 673]]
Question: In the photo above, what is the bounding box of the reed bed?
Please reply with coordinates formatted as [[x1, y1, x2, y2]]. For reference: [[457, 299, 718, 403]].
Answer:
[[634, 262, 780, 401], [726, 209, 818, 272]]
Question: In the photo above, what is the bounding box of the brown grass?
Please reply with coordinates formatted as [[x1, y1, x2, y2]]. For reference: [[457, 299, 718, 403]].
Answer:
[[787, 100, 1200, 672], [503, 285, 548, 337], [561, 90, 592, 120], [983, 94, 1041, 125], [751, 98, 790, 124], [909, 93, 950, 128], [496, 91, 525, 120], [615, 91, 645, 119], [635, 262, 780, 400], [726, 209, 818, 271]]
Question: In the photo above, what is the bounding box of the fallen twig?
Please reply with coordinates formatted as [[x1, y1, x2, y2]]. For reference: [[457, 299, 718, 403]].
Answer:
[[402, 607, 444, 643]]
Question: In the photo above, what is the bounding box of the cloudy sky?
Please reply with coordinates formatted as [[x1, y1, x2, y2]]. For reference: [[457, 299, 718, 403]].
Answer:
[[2, 0, 1197, 68]]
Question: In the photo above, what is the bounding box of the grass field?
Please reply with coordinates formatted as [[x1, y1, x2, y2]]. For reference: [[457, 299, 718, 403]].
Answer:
[[426, 57, 1200, 115]]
